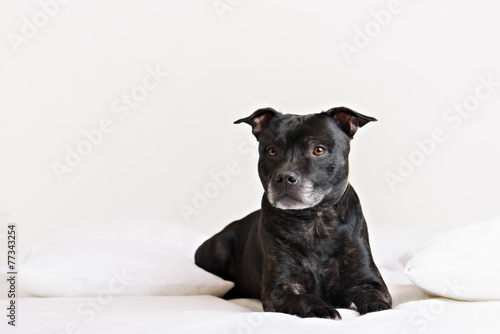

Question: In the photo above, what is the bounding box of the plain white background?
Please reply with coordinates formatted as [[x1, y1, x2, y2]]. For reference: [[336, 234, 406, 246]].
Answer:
[[1, 0, 500, 264]]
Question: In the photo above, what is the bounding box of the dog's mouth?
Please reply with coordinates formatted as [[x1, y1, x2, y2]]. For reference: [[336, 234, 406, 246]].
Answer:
[[270, 194, 316, 210], [274, 193, 301, 205], [267, 184, 322, 210]]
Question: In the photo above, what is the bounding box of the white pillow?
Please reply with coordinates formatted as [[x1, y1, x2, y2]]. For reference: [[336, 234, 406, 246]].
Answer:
[[368, 223, 432, 270], [19, 220, 234, 297], [404, 216, 500, 301]]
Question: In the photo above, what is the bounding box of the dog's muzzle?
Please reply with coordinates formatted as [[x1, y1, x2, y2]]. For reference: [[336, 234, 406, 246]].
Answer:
[[267, 171, 323, 210]]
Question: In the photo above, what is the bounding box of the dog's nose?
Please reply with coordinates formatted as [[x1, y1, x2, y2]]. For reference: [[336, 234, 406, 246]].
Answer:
[[275, 171, 300, 185]]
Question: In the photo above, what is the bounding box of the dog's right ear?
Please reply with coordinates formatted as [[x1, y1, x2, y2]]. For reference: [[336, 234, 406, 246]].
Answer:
[[324, 106, 377, 138], [234, 107, 279, 139]]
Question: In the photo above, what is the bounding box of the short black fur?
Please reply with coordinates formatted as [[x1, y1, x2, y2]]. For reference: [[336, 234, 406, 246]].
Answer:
[[195, 107, 391, 319]]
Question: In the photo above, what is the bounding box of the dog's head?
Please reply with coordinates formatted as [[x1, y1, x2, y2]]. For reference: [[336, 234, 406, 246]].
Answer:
[[235, 107, 376, 210]]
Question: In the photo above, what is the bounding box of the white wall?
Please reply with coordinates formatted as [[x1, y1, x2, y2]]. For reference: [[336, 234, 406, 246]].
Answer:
[[1, 0, 500, 259]]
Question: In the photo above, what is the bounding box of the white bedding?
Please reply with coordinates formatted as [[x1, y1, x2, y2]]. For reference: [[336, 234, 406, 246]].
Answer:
[[2, 292, 500, 333], [2, 220, 500, 334], [2, 265, 500, 334]]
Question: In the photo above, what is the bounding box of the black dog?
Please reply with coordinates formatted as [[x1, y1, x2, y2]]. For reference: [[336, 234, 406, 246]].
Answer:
[[195, 107, 391, 319]]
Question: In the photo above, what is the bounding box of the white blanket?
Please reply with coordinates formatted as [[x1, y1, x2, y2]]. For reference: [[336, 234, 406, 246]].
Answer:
[[2, 294, 499, 334], [2, 265, 500, 334]]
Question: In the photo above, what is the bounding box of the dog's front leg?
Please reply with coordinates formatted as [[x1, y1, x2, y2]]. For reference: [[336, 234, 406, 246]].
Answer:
[[262, 285, 342, 319], [260, 263, 341, 319], [348, 282, 392, 315], [344, 227, 392, 314]]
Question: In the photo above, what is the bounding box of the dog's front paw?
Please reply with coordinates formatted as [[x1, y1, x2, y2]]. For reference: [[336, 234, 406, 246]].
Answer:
[[356, 290, 392, 315], [294, 295, 342, 319], [300, 304, 341, 320], [357, 299, 391, 314], [266, 294, 342, 320]]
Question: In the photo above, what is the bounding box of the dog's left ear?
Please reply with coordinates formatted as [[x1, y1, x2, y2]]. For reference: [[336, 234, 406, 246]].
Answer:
[[324, 106, 377, 137], [234, 107, 279, 139]]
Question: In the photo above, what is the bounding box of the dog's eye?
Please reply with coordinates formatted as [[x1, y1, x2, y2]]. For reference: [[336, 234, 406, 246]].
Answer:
[[313, 146, 326, 156], [268, 147, 278, 156]]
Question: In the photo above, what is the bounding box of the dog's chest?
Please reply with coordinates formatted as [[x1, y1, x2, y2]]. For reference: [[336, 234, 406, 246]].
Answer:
[[290, 217, 347, 291], [294, 216, 344, 250]]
